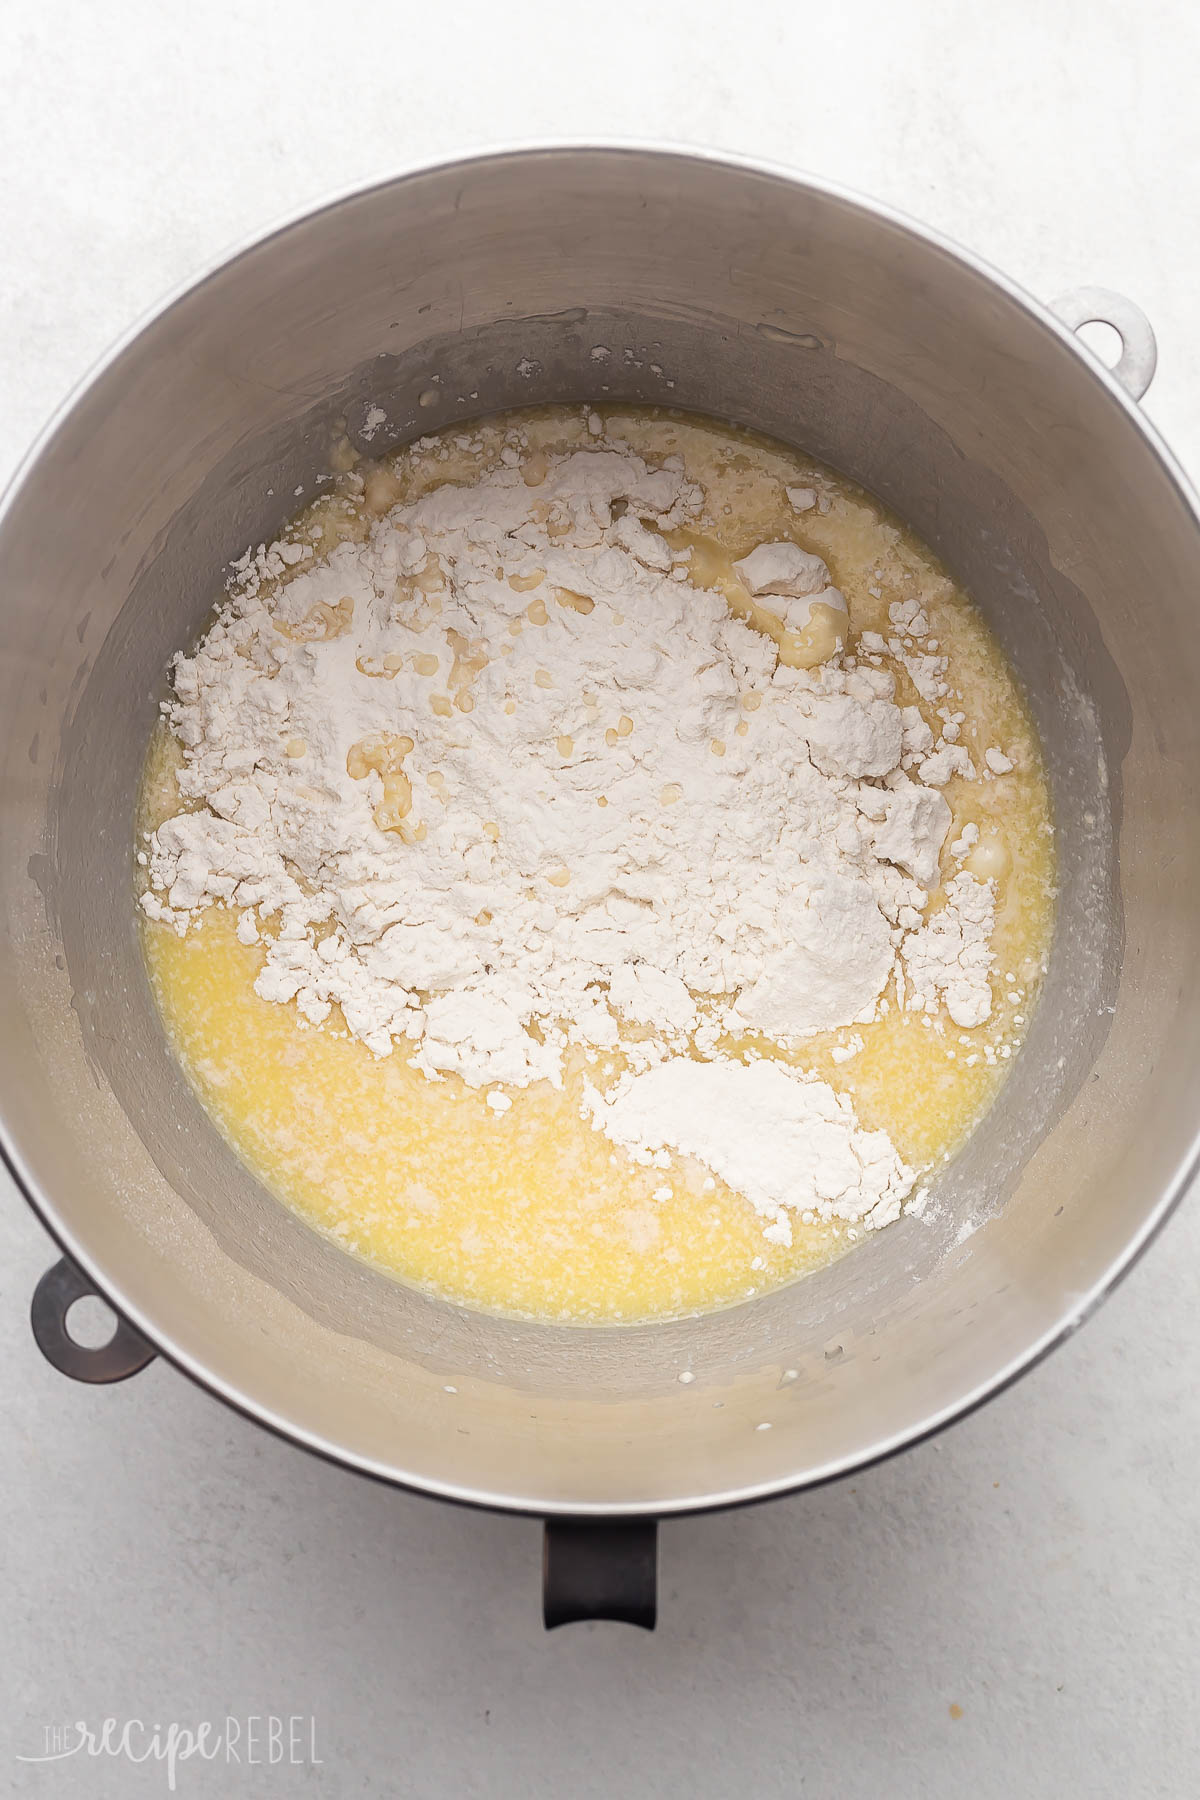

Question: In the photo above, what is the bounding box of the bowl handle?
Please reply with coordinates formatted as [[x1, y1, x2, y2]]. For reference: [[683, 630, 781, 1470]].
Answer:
[[1050, 286, 1158, 402], [30, 1256, 158, 1383], [543, 1517, 658, 1630]]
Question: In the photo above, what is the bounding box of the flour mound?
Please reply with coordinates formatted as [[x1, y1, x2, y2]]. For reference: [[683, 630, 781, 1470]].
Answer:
[[587, 1058, 912, 1246], [141, 425, 993, 1241], [731, 874, 894, 1039]]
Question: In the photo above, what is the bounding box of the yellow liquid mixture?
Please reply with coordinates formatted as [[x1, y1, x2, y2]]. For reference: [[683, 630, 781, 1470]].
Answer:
[[140, 408, 1055, 1323]]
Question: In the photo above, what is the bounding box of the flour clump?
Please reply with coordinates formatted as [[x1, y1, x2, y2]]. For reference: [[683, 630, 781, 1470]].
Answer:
[[587, 1057, 913, 1247]]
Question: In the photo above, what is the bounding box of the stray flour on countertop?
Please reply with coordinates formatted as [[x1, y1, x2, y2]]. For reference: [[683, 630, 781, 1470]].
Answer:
[[141, 426, 1002, 1243]]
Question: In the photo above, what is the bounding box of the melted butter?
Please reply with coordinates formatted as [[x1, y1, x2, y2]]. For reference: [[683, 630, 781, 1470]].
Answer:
[[139, 406, 1056, 1324]]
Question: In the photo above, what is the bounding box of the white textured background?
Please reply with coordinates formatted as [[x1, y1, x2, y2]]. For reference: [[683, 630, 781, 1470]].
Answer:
[[2, 2, 1199, 1794]]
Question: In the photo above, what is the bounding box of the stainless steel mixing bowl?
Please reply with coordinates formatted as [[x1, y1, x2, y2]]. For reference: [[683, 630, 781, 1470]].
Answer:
[[3, 147, 1197, 1620]]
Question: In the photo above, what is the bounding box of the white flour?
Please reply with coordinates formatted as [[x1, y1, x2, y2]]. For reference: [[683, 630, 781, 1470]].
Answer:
[[586, 1058, 911, 1247], [141, 423, 1004, 1240]]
